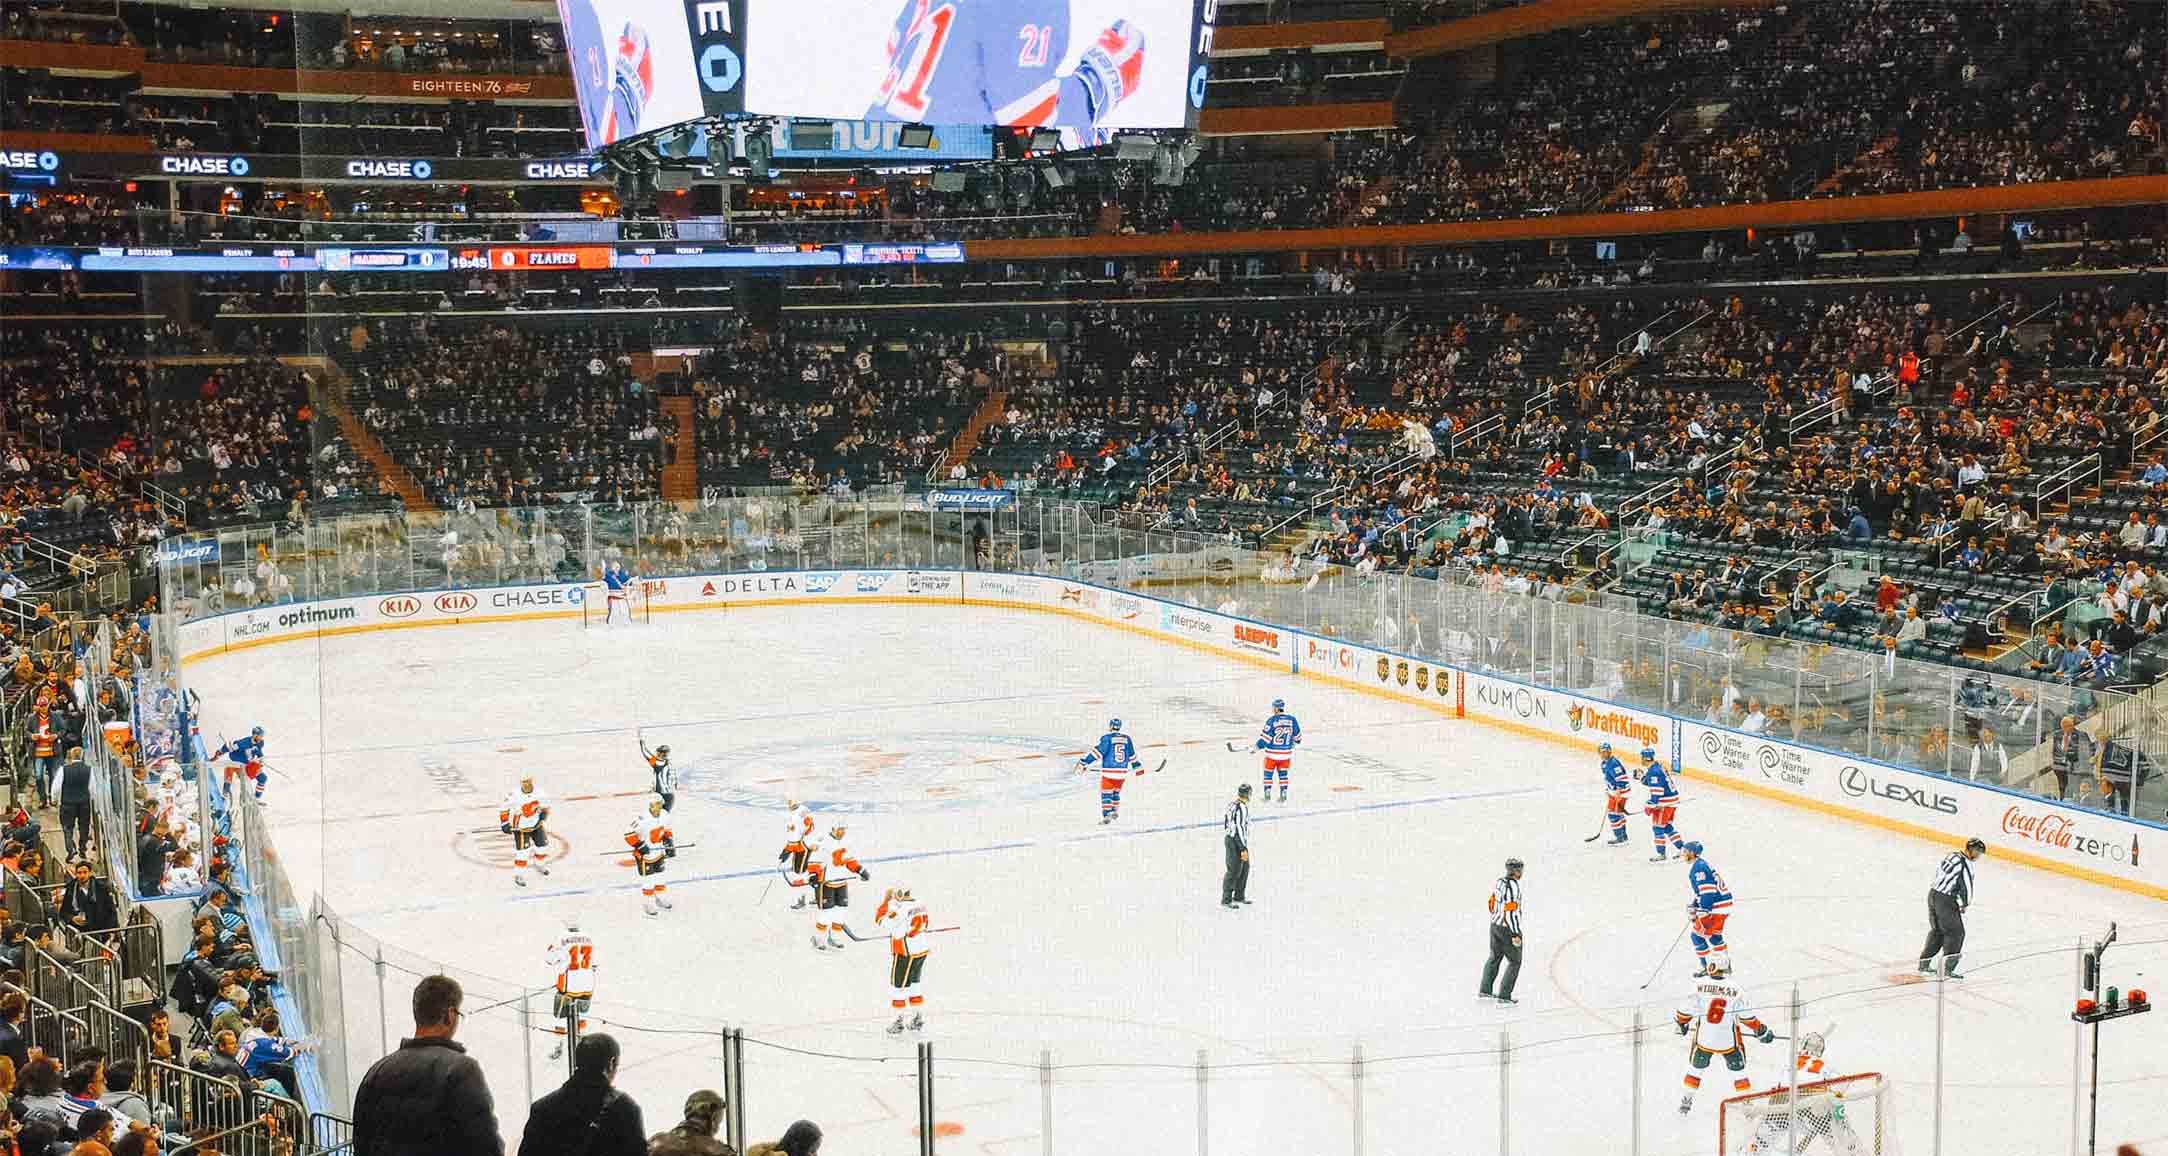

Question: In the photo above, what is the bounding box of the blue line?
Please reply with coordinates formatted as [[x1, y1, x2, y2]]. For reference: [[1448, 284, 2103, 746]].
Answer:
[[344, 786, 1543, 919]]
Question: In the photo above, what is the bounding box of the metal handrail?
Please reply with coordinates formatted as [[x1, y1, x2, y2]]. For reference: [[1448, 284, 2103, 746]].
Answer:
[[1757, 555, 1813, 599], [2032, 453, 2102, 517], [1788, 397, 1841, 441], [1521, 382, 1556, 422], [1449, 413, 1505, 459], [1616, 476, 1681, 528]]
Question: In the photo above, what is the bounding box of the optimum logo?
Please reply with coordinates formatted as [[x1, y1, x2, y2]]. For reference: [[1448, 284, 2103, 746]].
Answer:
[[1838, 767, 1957, 815]]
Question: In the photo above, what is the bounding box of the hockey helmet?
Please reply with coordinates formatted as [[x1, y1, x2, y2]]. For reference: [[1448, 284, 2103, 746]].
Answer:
[[1798, 1031, 1827, 1060], [1504, 858, 1525, 873], [647, 793, 666, 812], [829, 820, 848, 837], [656, 745, 670, 756], [1681, 841, 1704, 857], [1964, 836, 1987, 857], [1271, 698, 1286, 713], [1238, 783, 1252, 798], [1108, 718, 1123, 731], [1598, 741, 1612, 755], [251, 726, 264, 737], [1640, 748, 1657, 762]]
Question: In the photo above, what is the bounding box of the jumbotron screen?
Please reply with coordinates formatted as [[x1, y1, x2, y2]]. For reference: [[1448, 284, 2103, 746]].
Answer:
[[556, 0, 1218, 151]]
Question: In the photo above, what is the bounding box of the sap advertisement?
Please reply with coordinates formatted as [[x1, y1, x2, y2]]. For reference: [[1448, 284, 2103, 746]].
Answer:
[[557, 0, 1216, 150]]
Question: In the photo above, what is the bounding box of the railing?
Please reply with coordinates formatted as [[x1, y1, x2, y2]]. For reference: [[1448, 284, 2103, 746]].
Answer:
[[1787, 396, 1843, 442], [28, 942, 118, 1017], [1520, 382, 1556, 422], [1614, 476, 1679, 531], [1449, 412, 1505, 458], [1935, 502, 2009, 567], [1757, 555, 1813, 600], [1694, 442, 1741, 493], [309, 1112, 356, 1155], [2033, 453, 2104, 517]]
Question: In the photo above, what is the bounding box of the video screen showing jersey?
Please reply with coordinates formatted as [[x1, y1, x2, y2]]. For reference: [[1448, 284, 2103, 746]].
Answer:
[[558, 0, 1212, 152]]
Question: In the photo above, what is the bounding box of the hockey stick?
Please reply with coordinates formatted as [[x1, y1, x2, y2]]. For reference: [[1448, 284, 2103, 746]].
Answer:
[[1639, 922, 1691, 989], [596, 842, 698, 856], [1225, 741, 1247, 753], [1582, 805, 1646, 842]]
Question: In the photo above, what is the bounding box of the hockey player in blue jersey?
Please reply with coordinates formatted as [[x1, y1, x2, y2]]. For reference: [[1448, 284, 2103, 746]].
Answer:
[[1253, 699, 1302, 803], [1598, 742, 1631, 845], [211, 727, 269, 804], [600, 561, 638, 625], [1079, 718, 1153, 824], [867, 1, 1150, 133], [1640, 748, 1684, 861], [1680, 842, 1734, 976]]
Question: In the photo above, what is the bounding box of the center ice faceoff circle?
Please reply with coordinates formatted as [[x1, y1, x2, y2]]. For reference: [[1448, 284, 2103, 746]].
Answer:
[[679, 731, 1082, 812]]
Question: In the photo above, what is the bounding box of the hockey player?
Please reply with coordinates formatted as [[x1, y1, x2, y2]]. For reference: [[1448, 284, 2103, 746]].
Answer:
[[812, 821, 869, 951], [544, 918, 594, 1061], [600, 560, 638, 625], [1599, 742, 1631, 846], [499, 774, 552, 887], [1640, 747, 1684, 861], [1079, 719, 1149, 824], [877, 885, 932, 1034], [1253, 699, 1302, 803], [867, 1, 1150, 134], [640, 739, 676, 812], [779, 798, 818, 910], [211, 727, 270, 805], [625, 795, 675, 916], [1675, 962, 1775, 1116], [1681, 841, 1734, 976]]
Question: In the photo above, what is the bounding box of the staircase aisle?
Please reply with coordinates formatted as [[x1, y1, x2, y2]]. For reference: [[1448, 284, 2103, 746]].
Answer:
[[284, 356, 434, 512], [933, 390, 1010, 481], [661, 396, 698, 501]]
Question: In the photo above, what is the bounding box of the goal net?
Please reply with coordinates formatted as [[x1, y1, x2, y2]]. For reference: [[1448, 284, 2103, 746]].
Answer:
[[579, 584, 652, 627], [1719, 1072, 1894, 1156]]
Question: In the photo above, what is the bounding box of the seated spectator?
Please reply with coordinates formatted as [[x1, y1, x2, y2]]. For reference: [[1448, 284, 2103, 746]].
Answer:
[[648, 1089, 733, 1155]]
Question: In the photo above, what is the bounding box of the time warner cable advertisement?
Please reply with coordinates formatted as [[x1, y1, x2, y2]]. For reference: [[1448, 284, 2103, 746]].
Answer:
[[556, 0, 1217, 151]]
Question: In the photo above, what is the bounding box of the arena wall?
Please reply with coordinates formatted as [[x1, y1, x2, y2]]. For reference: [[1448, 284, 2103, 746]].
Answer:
[[174, 568, 2168, 899]]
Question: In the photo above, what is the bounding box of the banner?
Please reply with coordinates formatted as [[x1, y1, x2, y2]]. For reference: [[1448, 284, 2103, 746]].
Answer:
[[927, 489, 1016, 511]]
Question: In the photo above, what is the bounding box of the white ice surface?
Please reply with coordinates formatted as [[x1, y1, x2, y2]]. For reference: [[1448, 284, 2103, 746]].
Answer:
[[184, 602, 2168, 1155]]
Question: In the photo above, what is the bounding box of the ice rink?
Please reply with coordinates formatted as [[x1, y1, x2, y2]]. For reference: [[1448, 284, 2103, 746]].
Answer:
[[183, 600, 2168, 1155]]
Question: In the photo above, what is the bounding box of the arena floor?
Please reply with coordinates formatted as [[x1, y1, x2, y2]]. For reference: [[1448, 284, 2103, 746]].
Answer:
[[184, 602, 2168, 1154]]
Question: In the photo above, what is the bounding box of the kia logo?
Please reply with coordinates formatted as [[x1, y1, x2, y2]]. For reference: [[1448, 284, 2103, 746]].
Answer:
[[435, 592, 477, 613], [379, 596, 420, 618]]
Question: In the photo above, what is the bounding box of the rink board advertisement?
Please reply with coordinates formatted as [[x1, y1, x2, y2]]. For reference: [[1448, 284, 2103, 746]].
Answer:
[[174, 567, 2168, 897]]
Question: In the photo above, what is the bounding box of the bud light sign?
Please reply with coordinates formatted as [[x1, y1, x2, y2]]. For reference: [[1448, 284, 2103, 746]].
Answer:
[[929, 489, 1015, 511], [153, 539, 219, 565]]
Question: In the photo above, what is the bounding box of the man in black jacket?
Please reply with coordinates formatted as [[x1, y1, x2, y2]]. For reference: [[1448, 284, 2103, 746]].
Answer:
[[56, 746, 93, 860], [58, 860, 119, 934], [518, 1033, 645, 1156], [353, 975, 502, 1156], [136, 820, 178, 898]]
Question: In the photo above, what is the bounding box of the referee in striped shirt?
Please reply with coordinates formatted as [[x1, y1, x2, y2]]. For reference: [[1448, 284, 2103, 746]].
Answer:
[[1221, 784, 1252, 909], [1920, 837, 1986, 980], [1479, 858, 1524, 1004]]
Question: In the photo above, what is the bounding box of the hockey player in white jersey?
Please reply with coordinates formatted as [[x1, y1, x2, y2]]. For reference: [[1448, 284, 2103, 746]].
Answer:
[[778, 798, 818, 910], [498, 774, 551, 887], [876, 885, 932, 1033], [544, 918, 594, 1060], [1674, 962, 1775, 1116], [1253, 699, 1302, 803], [625, 795, 675, 916], [1741, 1030, 1871, 1155]]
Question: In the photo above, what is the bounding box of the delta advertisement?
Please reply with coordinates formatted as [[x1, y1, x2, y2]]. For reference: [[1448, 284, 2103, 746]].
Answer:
[[558, 0, 1217, 149]]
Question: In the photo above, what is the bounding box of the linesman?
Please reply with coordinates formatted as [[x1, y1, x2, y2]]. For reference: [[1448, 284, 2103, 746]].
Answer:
[[1920, 837, 1985, 980], [1221, 784, 1252, 909]]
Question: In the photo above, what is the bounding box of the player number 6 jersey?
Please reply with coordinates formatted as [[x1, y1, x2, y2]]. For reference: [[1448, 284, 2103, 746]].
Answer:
[[1675, 978, 1768, 1053]]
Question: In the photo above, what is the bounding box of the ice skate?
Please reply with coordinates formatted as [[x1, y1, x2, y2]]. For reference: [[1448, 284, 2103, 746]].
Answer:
[[908, 1013, 923, 1031], [654, 893, 673, 910], [886, 1015, 907, 1035]]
